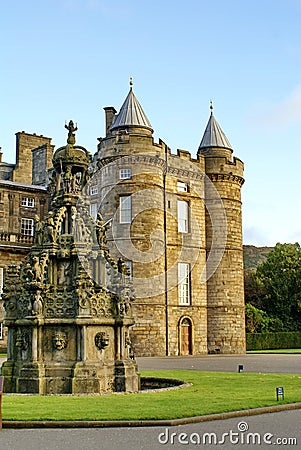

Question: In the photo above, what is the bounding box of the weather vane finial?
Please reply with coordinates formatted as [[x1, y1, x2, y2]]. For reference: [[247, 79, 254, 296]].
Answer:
[[130, 76, 133, 88], [210, 99, 214, 113]]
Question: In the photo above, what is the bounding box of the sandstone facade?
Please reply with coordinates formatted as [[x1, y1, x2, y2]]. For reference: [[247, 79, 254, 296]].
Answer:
[[0, 87, 245, 356], [91, 88, 245, 356], [0, 133, 53, 349]]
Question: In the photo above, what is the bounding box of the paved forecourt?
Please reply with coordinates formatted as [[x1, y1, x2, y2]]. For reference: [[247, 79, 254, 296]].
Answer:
[[137, 353, 301, 374]]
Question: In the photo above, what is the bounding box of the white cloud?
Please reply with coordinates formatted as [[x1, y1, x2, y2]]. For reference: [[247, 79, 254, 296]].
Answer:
[[243, 226, 271, 247], [250, 84, 301, 129]]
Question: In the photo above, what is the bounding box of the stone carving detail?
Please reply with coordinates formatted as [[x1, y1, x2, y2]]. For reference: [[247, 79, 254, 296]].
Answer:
[[71, 206, 92, 243], [45, 287, 75, 318], [89, 292, 114, 317], [52, 331, 68, 351], [31, 290, 44, 316], [2, 265, 20, 319], [34, 214, 44, 246], [95, 212, 108, 250], [65, 120, 77, 146], [94, 332, 109, 351], [57, 261, 71, 285], [16, 329, 29, 352]]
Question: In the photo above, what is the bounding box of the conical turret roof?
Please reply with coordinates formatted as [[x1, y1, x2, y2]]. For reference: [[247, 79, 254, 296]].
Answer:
[[110, 87, 153, 132], [198, 109, 232, 151]]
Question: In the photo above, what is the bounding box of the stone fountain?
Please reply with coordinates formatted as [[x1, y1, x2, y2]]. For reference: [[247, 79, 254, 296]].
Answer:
[[1, 121, 140, 394]]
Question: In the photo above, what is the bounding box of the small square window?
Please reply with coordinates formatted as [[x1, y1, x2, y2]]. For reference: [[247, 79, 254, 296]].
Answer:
[[90, 186, 98, 195], [120, 168, 132, 180], [22, 197, 35, 207], [177, 181, 188, 192]]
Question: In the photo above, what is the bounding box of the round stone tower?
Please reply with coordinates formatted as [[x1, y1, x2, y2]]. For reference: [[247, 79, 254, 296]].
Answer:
[[198, 105, 245, 354], [94, 85, 208, 356]]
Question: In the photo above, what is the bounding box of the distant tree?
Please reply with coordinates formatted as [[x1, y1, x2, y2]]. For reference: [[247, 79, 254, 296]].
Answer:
[[255, 243, 301, 331], [245, 303, 284, 333], [244, 270, 266, 310], [245, 303, 268, 333]]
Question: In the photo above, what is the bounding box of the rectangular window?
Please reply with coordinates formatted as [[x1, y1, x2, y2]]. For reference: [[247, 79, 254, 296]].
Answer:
[[22, 197, 35, 207], [178, 263, 190, 305], [0, 267, 3, 299], [177, 181, 188, 192], [0, 323, 3, 340], [90, 185, 98, 195], [178, 200, 189, 233], [119, 195, 132, 223], [120, 168, 132, 180], [90, 203, 98, 220], [21, 218, 34, 236]]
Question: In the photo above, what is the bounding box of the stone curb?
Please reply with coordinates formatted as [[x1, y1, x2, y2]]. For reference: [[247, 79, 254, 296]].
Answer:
[[2, 402, 301, 428]]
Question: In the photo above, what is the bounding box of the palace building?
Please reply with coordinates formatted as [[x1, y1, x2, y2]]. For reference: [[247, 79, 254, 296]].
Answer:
[[0, 85, 245, 356]]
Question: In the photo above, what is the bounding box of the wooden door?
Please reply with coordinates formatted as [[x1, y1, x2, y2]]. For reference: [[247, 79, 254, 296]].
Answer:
[[180, 319, 192, 355]]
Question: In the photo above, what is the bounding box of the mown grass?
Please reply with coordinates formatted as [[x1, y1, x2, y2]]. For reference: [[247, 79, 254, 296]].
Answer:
[[2, 370, 301, 421]]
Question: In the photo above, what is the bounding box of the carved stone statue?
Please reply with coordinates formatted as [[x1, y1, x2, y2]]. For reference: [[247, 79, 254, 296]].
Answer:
[[63, 166, 72, 193], [32, 256, 42, 282], [34, 215, 43, 246], [58, 262, 71, 285], [65, 120, 77, 146], [44, 211, 55, 243], [95, 212, 108, 249], [73, 171, 82, 192], [22, 263, 34, 283], [32, 290, 43, 316]]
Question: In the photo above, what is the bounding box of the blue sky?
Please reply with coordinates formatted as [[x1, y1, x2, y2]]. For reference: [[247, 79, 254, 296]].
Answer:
[[1, 0, 300, 246]]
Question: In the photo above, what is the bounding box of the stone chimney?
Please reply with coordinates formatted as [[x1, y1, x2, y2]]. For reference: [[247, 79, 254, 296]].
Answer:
[[104, 107, 117, 136]]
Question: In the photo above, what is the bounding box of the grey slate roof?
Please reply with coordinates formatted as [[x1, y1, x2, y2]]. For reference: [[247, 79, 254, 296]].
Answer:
[[0, 179, 47, 190], [198, 112, 232, 150], [110, 88, 153, 132]]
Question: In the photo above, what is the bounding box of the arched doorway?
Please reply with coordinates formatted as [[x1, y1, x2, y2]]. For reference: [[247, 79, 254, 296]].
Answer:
[[179, 317, 192, 355]]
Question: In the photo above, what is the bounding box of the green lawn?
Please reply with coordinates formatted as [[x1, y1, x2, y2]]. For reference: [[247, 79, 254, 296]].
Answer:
[[3, 370, 301, 421], [247, 349, 301, 354]]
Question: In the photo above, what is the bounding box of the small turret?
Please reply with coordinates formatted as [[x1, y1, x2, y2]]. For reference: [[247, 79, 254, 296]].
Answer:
[[199, 103, 245, 354], [198, 102, 233, 160], [109, 81, 153, 136]]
